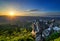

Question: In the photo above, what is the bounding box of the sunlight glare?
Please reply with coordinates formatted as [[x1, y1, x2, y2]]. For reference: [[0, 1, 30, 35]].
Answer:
[[9, 11, 15, 16]]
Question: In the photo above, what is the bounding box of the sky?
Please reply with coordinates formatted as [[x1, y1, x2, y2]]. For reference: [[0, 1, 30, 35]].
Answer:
[[0, 0, 60, 16]]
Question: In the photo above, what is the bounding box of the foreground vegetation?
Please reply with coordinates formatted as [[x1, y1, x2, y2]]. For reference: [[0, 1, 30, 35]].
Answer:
[[0, 23, 60, 41]]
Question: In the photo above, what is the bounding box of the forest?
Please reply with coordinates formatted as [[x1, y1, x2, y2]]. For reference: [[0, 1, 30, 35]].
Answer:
[[0, 21, 60, 41]]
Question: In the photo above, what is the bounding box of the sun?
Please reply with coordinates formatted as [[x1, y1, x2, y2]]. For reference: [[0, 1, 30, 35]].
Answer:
[[7, 11, 16, 20], [9, 11, 15, 16]]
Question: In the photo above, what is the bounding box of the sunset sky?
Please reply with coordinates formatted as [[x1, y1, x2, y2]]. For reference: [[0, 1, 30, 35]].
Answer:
[[0, 0, 60, 16]]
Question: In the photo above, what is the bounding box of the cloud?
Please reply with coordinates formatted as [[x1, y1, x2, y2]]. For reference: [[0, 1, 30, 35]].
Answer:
[[29, 9, 39, 12], [26, 9, 40, 12], [25, 8, 45, 12], [25, 8, 45, 14], [24, 9, 60, 16]]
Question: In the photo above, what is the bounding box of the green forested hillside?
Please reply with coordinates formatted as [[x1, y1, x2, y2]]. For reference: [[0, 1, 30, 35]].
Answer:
[[0, 23, 60, 41], [54, 37, 60, 41]]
